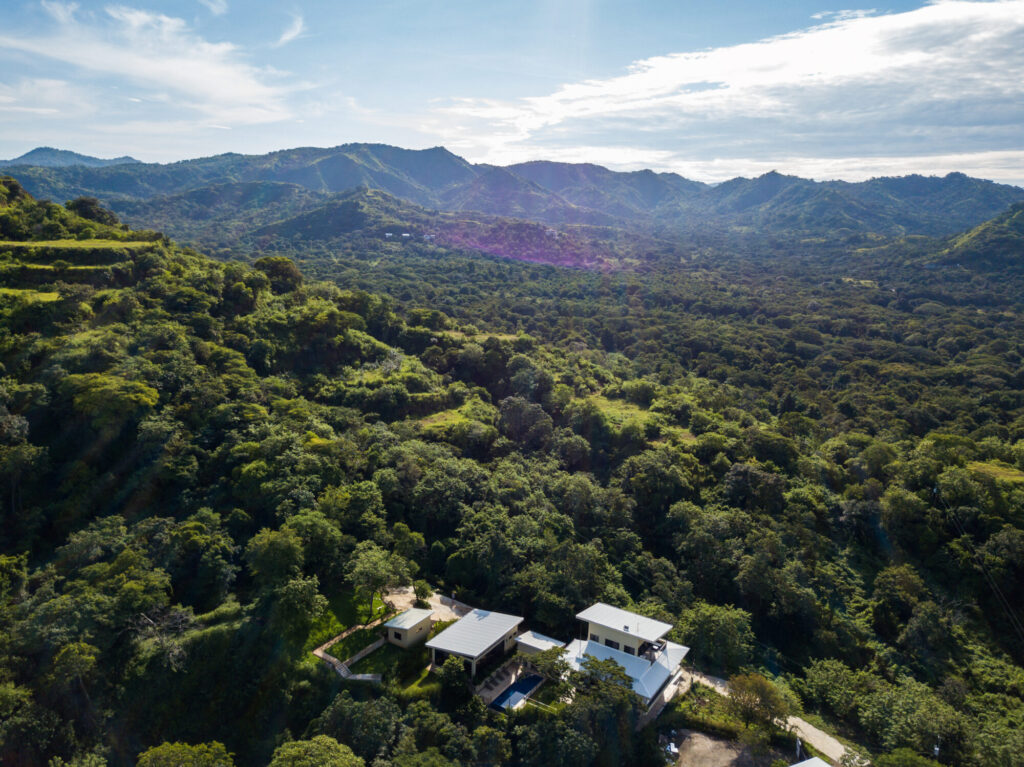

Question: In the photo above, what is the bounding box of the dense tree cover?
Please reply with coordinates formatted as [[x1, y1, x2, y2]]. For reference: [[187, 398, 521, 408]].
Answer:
[[0, 177, 1023, 766]]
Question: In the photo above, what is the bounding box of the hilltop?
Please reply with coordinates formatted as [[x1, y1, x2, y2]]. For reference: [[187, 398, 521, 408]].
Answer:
[[1, 146, 140, 169]]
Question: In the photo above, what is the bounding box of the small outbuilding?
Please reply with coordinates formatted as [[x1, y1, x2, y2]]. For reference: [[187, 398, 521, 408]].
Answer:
[[384, 608, 434, 648], [426, 608, 523, 676]]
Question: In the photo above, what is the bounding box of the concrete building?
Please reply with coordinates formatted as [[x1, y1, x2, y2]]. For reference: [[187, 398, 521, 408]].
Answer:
[[564, 602, 689, 706], [384, 607, 434, 648]]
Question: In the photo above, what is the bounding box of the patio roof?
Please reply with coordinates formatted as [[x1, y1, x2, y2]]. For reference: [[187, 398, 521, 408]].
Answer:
[[425, 608, 523, 660]]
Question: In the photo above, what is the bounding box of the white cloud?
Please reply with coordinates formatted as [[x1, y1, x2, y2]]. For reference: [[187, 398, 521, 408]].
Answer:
[[197, 0, 228, 15], [274, 14, 306, 48], [40, 1, 78, 24], [428, 0, 1024, 183], [0, 4, 294, 126]]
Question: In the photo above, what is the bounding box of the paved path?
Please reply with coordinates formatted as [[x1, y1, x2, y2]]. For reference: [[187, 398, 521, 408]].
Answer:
[[683, 670, 847, 764]]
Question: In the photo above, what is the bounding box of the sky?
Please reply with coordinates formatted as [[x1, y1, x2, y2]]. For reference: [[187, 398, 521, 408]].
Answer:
[[1, 0, 1023, 184]]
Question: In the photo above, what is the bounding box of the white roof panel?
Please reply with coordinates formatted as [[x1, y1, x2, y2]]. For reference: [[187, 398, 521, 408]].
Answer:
[[515, 630, 566, 652], [564, 638, 688, 701], [426, 608, 523, 659], [384, 607, 434, 630], [576, 602, 673, 643], [791, 759, 831, 767]]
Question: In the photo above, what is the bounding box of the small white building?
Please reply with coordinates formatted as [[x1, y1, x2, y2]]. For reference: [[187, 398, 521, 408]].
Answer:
[[384, 607, 434, 649], [564, 602, 689, 705], [426, 608, 523, 676]]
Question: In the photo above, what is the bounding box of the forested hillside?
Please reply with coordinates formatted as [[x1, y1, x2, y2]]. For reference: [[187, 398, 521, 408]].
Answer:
[[1, 173, 1023, 767], [8, 145, 1024, 250]]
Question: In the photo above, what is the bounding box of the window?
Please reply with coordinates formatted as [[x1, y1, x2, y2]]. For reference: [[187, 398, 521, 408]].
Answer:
[[604, 639, 620, 651], [623, 646, 635, 655], [393, 631, 402, 640], [590, 633, 599, 642]]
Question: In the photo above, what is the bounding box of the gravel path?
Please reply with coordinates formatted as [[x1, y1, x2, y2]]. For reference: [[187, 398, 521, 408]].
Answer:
[[684, 670, 847, 764]]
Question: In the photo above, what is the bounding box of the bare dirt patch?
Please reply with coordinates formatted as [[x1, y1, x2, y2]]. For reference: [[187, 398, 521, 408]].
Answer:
[[673, 730, 757, 767]]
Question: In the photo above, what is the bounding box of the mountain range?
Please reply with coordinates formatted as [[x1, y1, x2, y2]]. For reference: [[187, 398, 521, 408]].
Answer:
[[3, 143, 1023, 268]]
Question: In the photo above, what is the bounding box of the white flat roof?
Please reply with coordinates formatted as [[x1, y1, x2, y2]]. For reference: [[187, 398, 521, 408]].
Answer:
[[426, 608, 523, 659], [515, 630, 566, 652], [791, 759, 831, 767], [384, 607, 434, 630], [564, 639, 688, 701], [576, 602, 673, 643]]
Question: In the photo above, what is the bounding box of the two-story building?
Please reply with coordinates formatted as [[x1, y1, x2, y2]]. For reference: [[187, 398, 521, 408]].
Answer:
[[564, 602, 689, 707]]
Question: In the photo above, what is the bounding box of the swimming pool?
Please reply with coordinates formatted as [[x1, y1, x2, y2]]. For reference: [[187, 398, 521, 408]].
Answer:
[[490, 674, 544, 711]]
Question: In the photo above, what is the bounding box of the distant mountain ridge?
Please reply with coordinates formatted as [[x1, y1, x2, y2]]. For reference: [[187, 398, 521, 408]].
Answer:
[[5, 143, 1024, 249], [0, 146, 140, 168]]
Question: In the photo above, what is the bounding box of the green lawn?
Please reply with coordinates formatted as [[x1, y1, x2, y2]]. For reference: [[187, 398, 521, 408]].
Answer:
[[401, 665, 442, 699], [350, 641, 433, 685], [326, 625, 385, 663], [303, 589, 388, 653]]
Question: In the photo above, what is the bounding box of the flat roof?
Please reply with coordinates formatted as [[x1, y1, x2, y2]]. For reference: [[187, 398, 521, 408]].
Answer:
[[564, 639, 688, 701], [576, 602, 673, 643], [791, 759, 831, 767], [426, 608, 523, 659], [384, 607, 434, 630], [515, 630, 566, 652]]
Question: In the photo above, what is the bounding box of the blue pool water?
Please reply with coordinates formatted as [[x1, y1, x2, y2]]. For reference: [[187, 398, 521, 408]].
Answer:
[[490, 674, 544, 711]]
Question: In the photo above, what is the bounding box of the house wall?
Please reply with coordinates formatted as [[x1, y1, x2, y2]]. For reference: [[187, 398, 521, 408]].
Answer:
[[387, 616, 432, 648], [585, 622, 642, 656], [502, 626, 519, 652]]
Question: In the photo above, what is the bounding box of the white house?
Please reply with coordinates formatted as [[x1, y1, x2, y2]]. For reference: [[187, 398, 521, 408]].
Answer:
[[426, 608, 523, 676], [564, 602, 689, 705]]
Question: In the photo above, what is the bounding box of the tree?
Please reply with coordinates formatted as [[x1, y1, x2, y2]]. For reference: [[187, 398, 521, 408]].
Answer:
[[436, 654, 470, 707], [254, 256, 303, 293], [674, 601, 754, 673], [268, 736, 364, 767], [136, 742, 235, 767], [244, 527, 303, 589], [346, 541, 411, 615], [269, 575, 327, 644], [727, 673, 790, 729]]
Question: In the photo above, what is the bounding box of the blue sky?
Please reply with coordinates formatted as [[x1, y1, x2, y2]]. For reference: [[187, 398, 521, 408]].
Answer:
[[1, 0, 1023, 183]]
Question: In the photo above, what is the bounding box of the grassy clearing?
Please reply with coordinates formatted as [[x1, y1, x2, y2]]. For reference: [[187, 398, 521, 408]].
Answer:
[[402, 665, 442, 697], [329, 625, 385, 663], [0, 287, 59, 302], [417, 408, 466, 428], [0, 262, 113, 271], [586, 394, 650, 427], [968, 461, 1024, 484], [661, 425, 698, 445], [304, 589, 387, 653], [350, 640, 432, 686], [0, 239, 154, 249]]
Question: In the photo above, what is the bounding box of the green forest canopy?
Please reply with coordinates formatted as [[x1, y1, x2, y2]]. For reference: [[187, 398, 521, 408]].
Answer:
[[0, 175, 1023, 766]]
